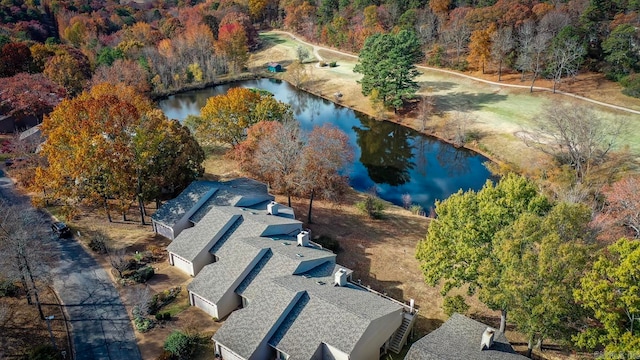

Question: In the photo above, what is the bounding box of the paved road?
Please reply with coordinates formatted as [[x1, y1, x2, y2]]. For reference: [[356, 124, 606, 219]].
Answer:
[[0, 169, 141, 360]]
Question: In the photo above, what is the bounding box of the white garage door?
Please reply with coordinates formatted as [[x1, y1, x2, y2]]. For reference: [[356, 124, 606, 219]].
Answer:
[[191, 292, 218, 319], [170, 253, 193, 276], [218, 344, 244, 360]]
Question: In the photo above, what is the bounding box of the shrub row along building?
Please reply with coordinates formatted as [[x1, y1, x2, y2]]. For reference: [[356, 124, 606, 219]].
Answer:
[[152, 178, 417, 360]]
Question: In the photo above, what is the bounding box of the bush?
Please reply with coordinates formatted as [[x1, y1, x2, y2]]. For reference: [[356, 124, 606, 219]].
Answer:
[[319, 61, 327, 67], [443, 295, 470, 317], [410, 204, 425, 216], [621, 74, 640, 98], [132, 266, 154, 283], [164, 331, 200, 360], [155, 312, 171, 321], [28, 344, 62, 360], [329, 61, 337, 67], [355, 194, 386, 219], [89, 235, 108, 254], [133, 314, 154, 332], [148, 286, 181, 314], [314, 235, 340, 253], [0, 280, 17, 297]]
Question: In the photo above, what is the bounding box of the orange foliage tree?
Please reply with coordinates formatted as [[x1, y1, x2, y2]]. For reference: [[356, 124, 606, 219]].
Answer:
[[216, 22, 249, 73], [36, 84, 204, 223]]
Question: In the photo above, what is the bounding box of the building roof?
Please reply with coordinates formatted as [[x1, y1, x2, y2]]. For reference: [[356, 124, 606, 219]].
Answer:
[[166, 207, 241, 262], [405, 313, 529, 360], [213, 282, 302, 359], [151, 181, 218, 227]]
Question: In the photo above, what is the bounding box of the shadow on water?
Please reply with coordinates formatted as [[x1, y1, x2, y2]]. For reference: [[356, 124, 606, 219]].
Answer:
[[158, 79, 493, 211]]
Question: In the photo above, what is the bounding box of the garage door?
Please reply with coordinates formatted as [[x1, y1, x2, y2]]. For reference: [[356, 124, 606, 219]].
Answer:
[[191, 292, 218, 319], [170, 253, 193, 276], [218, 344, 244, 360]]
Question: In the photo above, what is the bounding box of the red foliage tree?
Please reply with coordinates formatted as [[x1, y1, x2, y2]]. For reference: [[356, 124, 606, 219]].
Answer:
[[0, 42, 32, 77], [0, 73, 66, 121]]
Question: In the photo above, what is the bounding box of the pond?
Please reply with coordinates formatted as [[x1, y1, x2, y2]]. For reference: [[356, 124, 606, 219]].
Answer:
[[158, 79, 493, 212]]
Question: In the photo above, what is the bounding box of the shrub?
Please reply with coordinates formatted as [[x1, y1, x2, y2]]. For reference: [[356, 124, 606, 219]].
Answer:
[[355, 194, 386, 219], [329, 61, 337, 67], [319, 61, 327, 67], [89, 234, 108, 254], [621, 74, 640, 98], [148, 286, 181, 314], [155, 312, 171, 321], [132, 266, 154, 283], [0, 280, 17, 297], [443, 295, 470, 317], [133, 314, 154, 332], [28, 344, 61, 360], [410, 204, 425, 216], [164, 331, 200, 360], [314, 235, 340, 253]]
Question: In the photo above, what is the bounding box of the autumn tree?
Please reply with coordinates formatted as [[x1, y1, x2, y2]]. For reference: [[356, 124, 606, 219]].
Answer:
[[467, 23, 495, 74], [0, 73, 66, 122], [416, 173, 550, 299], [90, 59, 151, 94], [216, 22, 249, 73], [573, 238, 640, 353], [287, 60, 310, 88], [36, 84, 204, 223], [43, 48, 91, 95], [0, 42, 32, 77], [298, 124, 353, 223], [354, 29, 423, 112], [600, 176, 640, 239], [190, 88, 292, 146]]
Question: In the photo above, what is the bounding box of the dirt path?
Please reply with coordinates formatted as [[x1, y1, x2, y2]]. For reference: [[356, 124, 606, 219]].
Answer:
[[270, 30, 640, 116]]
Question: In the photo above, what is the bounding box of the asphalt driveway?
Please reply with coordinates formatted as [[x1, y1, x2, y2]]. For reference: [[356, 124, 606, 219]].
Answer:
[[0, 169, 141, 360]]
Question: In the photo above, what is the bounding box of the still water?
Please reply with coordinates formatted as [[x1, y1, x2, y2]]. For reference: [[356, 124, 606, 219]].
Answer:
[[158, 79, 493, 212]]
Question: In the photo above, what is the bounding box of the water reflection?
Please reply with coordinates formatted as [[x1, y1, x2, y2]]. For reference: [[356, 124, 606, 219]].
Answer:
[[157, 79, 492, 211]]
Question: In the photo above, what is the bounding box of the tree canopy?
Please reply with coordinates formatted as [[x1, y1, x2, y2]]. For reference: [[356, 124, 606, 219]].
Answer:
[[354, 29, 423, 112], [36, 83, 204, 222], [187, 88, 293, 147]]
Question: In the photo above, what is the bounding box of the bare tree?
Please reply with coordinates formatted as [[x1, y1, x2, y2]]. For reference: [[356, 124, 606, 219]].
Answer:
[[548, 36, 586, 93], [255, 120, 304, 206], [0, 199, 55, 320], [447, 110, 476, 147], [538, 10, 572, 39], [525, 102, 627, 182], [415, 9, 440, 49], [491, 26, 514, 81], [418, 95, 436, 132], [130, 285, 152, 318], [287, 60, 310, 88], [109, 247, 130, 279], [529, 31, 551, 92], [515, 20, 535, 81], [443, 18, 470, 66]]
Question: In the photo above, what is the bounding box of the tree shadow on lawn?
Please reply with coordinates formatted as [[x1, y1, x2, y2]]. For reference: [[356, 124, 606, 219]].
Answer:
[[434, 91, 508, 112], [419, 80, 459, 92], [257, 33, 287, 51]]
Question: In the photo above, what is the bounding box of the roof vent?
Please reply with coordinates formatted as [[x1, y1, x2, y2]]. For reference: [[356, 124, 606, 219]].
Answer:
[[267, 201, 279, 215], [297, 230, 310, 247], [481, 328, 495, 351], [316, 281, 326, 285], [334, 268, 348, 287], [296, 253, 304, 257]]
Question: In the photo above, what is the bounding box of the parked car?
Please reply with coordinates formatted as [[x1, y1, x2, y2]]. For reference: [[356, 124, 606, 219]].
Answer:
[[51, 222, 71, 238]]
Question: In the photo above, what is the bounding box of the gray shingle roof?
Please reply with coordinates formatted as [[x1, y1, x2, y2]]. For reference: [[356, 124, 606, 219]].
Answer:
[[213, 282, 302, 359], [151, 181, 218, 226], [166, 207, 241, 262], [404, 313, 529, 360]]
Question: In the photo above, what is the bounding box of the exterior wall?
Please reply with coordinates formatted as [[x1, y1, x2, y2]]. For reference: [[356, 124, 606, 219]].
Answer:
[[350, 309, 403, 360], [190, 291, 219, 319], [323, 343, 350, 360], [170, 253, 194, 276], [191, 249, 215, 277], [215, 249, 268, 320], [153, 221, 174, 240], [217, 343, 246, 360]]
